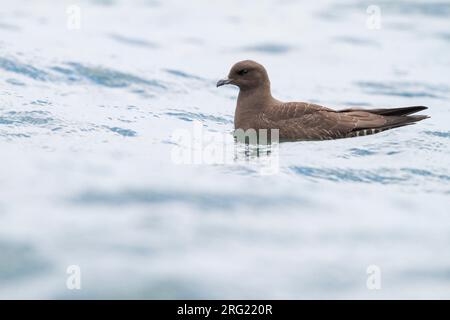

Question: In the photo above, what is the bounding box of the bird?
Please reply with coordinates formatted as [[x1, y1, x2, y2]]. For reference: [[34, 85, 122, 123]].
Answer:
[[216, 60, 429, 141]]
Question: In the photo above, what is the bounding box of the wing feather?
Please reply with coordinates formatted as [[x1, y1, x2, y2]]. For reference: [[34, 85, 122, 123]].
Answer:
[[256, 102, 428, 140]]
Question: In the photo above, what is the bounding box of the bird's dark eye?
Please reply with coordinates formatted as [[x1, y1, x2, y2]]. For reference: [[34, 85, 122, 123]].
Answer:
[[237, 69, 249, 76]]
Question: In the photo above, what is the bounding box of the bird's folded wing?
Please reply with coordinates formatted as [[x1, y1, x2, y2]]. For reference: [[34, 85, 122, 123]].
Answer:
[[261, 107, 391, 140], [264, 102, 333, 121]]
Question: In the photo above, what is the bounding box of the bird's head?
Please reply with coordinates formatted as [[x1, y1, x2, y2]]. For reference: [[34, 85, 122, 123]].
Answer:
[[216, 60, 270, 91]]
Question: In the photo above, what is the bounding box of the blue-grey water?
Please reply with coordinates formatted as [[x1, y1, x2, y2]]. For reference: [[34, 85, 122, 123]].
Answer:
[[0, 0, 449, 299]]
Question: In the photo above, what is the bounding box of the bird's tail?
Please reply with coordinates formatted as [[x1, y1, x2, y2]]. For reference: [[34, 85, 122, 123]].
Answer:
[[364, 106, 428, 117], [382, 114, 429, 130], [339, 105, 428, 117], [341, 106, 429, 137]]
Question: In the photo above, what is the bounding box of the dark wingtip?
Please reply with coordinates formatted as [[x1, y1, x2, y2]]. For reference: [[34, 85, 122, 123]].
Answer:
[[374, 106, 429, 116], [402, 106, 428, 113], [412, 106, 428, 111]]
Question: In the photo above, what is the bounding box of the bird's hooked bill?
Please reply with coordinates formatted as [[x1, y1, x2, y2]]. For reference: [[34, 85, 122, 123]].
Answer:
[[216, 78, 233, 87]]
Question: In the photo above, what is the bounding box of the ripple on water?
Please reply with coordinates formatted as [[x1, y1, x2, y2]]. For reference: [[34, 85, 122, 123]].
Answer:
[[5, 78, 26, 86], [437, 32, 450, 42], [0, 240, 50, 283], [329, 1, 450, 19], [0, 110, 54, 126], [30, 99, 51, 106], [72, 188, 307, 210], [164, 69, 204, 80], [51, 62, 167, 89], [109, 33, 158, 48], [106, 126, 137, 137], [0, 56, 167, 96], [401, 168, 450, 182], [291, 166, 450, 185], [424, 131, 450, 139], [342, 144, 403, 158], [90, 0, 117, 6], [355, 81, 447, 99], [386, 1, 450, 18], [291, 167, 407, 184], [164, 109, 233, 124], [0, 22, 20, 31], [348, 148, 377, 157], [333, 36, 380, 47], [0, 57, 50, 81], [241, 43, 293, 54]]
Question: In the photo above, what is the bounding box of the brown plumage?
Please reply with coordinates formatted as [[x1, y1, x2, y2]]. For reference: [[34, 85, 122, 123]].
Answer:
[[216, 60, 429, 141]]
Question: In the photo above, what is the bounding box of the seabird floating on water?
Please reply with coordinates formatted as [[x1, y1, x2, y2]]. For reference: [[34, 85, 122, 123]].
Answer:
[[217, 60, 429, 141]]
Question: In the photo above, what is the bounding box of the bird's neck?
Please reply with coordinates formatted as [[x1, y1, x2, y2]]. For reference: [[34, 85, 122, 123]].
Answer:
[[235, 85, 276, 129], [237, 84, 274, 108]]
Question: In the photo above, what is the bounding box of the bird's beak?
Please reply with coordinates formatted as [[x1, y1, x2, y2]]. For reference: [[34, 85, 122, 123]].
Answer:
[[216, 78, 233, 87]]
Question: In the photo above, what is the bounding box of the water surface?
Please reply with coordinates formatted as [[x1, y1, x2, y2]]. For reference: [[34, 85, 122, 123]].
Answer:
[[0, 0, 449, 299]]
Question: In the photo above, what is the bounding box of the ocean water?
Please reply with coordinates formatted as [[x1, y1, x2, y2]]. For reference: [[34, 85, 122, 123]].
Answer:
[[0, 0, 449, 299]]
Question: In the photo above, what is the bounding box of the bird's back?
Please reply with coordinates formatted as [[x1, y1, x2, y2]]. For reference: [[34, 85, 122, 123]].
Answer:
[[250, 102, 429, 141]]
